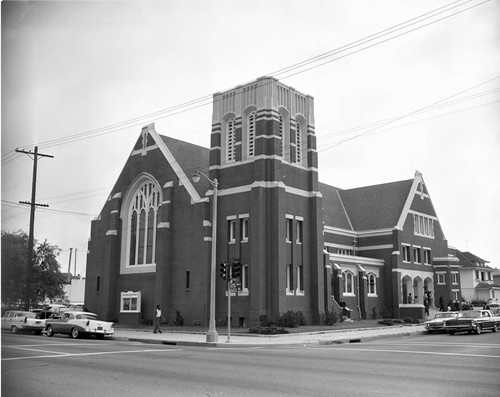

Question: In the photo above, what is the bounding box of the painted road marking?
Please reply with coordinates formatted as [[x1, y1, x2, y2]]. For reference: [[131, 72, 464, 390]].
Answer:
[[2, 348, 182, 361], [331, 347, 500, 358]]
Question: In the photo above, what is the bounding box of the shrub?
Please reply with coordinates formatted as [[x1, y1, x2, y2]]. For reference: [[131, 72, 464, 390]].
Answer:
[[259, 316, 275, 327], [173, 309, 184, 326], [249, 326, 289, 335], [378, 319, 394, 326], [378, 307, 392, 319], [324, 309, 338, 326], [402, 316, 412, 324], [276, 310, 307, 328]]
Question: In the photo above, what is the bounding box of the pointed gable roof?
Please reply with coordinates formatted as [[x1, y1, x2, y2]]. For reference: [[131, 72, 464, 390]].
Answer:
[[450, 248, 492, 269], [144, 123, 210, 202], [462, 251, 489, 265], [320, 182, 353, 230], [158, 134, 210, 196], [338, 179, 413, 231]]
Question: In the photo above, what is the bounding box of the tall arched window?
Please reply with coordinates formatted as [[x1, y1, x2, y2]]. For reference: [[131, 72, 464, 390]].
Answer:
[[247, 111, 256, 157], [295, 122, 302, 163], [128, 181, 161, 266], [367, 273, 377, 295], [344, 271, 354, 295], [278, 114, 284, 157], [226, 118, 235, 162]]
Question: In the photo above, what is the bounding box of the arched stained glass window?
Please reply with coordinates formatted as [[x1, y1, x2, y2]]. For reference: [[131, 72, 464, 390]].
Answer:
[[128, 181, 161, 266]]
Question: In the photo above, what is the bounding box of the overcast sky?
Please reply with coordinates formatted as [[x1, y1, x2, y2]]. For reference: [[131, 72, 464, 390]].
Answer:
[[2, 0, 499, 276]]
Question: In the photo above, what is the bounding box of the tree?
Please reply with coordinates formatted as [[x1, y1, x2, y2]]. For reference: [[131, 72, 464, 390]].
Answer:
[[1, 230, 66, 308], [1, 230, 29, 307]]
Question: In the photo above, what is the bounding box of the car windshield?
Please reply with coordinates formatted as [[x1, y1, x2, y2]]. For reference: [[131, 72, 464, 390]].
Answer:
[[434, 313, 455, 319], [76, 314, 98, 320], [460, 311, 481, 318]]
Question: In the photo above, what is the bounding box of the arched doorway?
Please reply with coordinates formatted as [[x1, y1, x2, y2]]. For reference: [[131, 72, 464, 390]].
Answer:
[[402, 276, 412, 303], [413, 277, 423, 304], [424, 277, 434, 306]]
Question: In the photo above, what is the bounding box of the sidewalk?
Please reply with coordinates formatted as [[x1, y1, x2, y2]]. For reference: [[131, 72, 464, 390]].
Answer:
[[111, 320, 427, 347]]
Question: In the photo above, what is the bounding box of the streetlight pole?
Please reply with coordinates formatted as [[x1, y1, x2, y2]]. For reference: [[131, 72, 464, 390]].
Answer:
[[192, 171, 219, 343]]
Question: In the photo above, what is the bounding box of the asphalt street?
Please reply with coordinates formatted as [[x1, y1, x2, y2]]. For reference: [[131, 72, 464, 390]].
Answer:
[[2, 331, 500, 396]]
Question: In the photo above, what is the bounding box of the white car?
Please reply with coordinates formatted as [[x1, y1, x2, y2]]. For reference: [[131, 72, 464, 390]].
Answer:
[[1, 310, 45, 334], [486, 303, 500, 314], [44, 311, 114, 339], [424, 312, 460, 334]]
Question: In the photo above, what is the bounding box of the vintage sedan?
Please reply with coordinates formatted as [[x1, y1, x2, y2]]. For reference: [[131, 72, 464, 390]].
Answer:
[[44, 311, 114, 339], [1, 310, 45, 334], [444, 310, 500, 335], [424, 311, 460, 334], [486, 303, 500, 314]]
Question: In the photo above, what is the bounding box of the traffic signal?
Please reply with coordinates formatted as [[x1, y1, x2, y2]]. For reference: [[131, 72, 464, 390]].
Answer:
[[219, 262, 227, 280], [232, 262, 242, 281]]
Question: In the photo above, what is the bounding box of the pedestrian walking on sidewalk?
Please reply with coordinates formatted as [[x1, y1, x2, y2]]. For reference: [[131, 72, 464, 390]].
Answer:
[[153, 304, 162, 334]]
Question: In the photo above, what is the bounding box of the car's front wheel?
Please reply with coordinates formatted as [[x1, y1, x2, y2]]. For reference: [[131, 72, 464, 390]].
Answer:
[[11, 325, 19, 334], [427, 330, 433, 334], [46, 325, 54, 337], [448, 331, 455, 335], [95, 334, 104, 340], [71, 328, 80, 339]]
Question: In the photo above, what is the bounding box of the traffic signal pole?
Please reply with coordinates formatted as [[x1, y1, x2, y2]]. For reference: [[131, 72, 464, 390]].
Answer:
[[219, 260, 241, 343], [227, 268, 231, 343]]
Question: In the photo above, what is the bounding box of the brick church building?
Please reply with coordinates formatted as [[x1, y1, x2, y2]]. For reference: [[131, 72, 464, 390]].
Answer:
[[85, 77, 459, 326]]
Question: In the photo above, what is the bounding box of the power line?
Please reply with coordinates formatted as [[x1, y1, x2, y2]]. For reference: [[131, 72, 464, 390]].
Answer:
[[319, 76, 499, 152], [1, 0, 487, 162], [2, 78, 498, 222]]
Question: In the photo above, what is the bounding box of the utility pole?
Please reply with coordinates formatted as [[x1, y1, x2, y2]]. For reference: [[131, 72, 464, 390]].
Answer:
[[67, 248, 73, 275], [74, 248, 77, 277], [16, 146, 54, 310]]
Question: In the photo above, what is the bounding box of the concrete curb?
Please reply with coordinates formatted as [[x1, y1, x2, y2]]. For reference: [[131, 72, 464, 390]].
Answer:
[[110, 325, 426, 348]]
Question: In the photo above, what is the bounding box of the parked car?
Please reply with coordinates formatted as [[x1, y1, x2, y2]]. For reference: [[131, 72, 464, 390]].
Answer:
[[1, 310, 45, 334], [424, 312, 460, 334], [61, 304, 85, 312], [44, 311, 114, 339], [444, 310, 500, 335], [485, 303, 500, 314], [38, 304, 69, 319]]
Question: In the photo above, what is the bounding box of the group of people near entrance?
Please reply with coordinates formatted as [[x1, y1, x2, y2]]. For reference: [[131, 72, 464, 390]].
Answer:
[[407, 289, 433, 316]]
